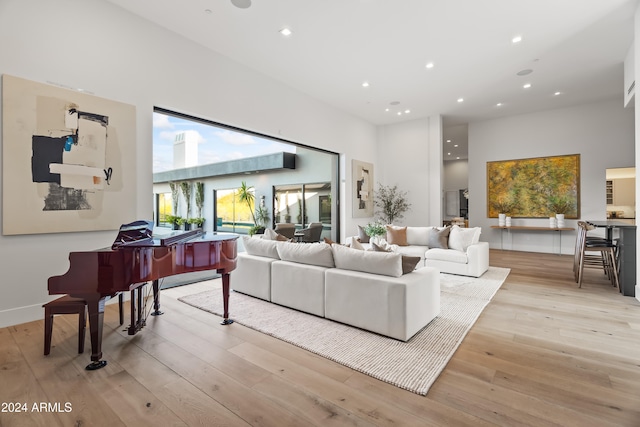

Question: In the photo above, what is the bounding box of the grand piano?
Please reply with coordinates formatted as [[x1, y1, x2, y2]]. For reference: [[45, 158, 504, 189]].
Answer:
[[48, 220, 239, 370]]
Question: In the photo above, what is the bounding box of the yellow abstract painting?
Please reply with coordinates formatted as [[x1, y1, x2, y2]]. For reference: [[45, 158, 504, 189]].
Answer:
[[487, 154, 580, 218]]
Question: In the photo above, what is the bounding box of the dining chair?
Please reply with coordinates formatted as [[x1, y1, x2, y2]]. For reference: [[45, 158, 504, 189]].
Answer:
[[274, 223, 296, 239], [299, 222, 323, 243]]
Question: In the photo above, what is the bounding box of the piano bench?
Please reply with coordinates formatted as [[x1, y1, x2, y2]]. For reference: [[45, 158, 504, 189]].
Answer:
[[43, 295, 87, 356]]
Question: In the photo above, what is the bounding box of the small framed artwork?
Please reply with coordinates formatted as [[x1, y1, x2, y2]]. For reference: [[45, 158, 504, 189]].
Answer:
[[352, 159, 374, 218]]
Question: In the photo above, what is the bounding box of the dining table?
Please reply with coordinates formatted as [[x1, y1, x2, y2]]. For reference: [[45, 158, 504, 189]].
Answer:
[[587, 220, 636, 297]]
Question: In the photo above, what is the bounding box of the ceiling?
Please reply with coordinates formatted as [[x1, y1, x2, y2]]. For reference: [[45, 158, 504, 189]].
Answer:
[[105, 0, 638, 160]]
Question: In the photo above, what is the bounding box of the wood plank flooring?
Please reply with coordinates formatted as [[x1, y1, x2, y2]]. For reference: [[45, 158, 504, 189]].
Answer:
[[1, 250, 639, 426]]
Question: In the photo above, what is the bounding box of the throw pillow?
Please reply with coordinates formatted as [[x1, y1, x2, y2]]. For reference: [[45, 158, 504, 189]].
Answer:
[[357, 225, 370, 243], [242, 235, 280, 259], [428, 226, 450, 249], [264, 228, 289, 241], [350, 238, 365, 250], [386, 225, 408, 246], [276, 242, 335, 268], [401, 255, 421, 274], [331, 243, 403, 278], [370, 242, 391, 252], [448, 226, 481, 252]]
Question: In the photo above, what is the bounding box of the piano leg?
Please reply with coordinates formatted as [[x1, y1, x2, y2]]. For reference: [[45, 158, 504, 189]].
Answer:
[[85, 296, 108, 370], [151, 279, 163, 316], [221, 272, 234, 325]]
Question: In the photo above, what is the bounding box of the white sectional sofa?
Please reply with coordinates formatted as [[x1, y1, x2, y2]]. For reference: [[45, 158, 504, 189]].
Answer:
[[232, 236, 440, 341], [353, 225, 489, 278]]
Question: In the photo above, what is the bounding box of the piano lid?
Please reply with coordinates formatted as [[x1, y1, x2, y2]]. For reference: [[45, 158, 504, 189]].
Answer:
[[111, 220, 154, 249]]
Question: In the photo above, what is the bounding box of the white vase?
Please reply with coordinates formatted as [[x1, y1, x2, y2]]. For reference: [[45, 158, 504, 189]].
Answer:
[[549, 216, 557, 228], [498, 213, 506, 226], [556, 213, 565, 228], [505, 216, 512, 227]]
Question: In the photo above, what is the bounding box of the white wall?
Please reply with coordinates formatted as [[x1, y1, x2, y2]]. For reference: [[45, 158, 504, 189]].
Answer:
[[376, 116, 443, 227], [469, 98, 635, 254], [0, 0, 377, 327]]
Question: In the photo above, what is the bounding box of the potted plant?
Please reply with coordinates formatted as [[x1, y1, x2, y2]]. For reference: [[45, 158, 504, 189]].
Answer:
[[548, 195, 571, 227], [175, 216, 186, 230], [364, 221, 387, 245], [165, 214, 180, 230], [373, 183, 411, 225], [493, 197, 515, 226], [189, 217, 205, 229]]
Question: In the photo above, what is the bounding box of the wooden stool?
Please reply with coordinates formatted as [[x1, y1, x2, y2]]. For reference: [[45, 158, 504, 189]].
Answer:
[[43, 295, 86, 355]]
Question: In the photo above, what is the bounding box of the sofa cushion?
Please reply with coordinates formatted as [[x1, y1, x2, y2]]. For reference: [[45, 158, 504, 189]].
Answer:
[[448, 226, 481, 252], [277, 242, 335, 268], [425, 247, 468, 263], [357, 225, 370, 243], [331, 243, 403, 277], [394, 245, 429, 259], [386, 225, 408, 246], [243, 235, 281, 259], [428, 226, 451, 249], [406, 227, 430, 246]]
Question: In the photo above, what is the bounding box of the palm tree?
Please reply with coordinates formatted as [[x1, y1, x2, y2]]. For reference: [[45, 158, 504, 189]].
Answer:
[[237, 181, 257, 225]]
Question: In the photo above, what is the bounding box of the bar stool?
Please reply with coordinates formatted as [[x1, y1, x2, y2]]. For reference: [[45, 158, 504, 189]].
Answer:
[[43, 294, 124, 356], [575, 221, 619, 289]]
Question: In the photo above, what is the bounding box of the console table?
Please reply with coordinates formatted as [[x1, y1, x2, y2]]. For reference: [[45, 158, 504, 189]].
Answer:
[[491, 225, 574, 255]]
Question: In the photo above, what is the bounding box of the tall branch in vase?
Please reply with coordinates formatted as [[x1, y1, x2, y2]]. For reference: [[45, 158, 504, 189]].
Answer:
[[374, 183, 411, 225], [180, 181, 192, 220], [169, 182, 180, 216]]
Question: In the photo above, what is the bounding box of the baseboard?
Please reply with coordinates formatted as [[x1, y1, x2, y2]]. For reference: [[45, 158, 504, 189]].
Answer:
[[0, 295, 127, 329], [0, 303, 43, 328]]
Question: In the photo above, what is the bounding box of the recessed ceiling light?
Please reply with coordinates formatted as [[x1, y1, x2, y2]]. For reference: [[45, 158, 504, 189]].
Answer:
[[517, 69, 533, 76], [397, 112, 402, 115], [523, 83, 532, 89], [512, 35, 522, 44], [447, 152, 451, 155], [457, 98, 464, 103], [456, 157, 460, 160], [404, 109, 410, 114], [496, 102, 503, 107], [454, 144, 458, 147], [362, 81, 369, 88], [280, 27, 292, 36], [554, 91, 562, 96], [426, 62, 434, 69], [231, 0, 252, 9], [446, 139, 451, 143], [385, 108, 389, 112]]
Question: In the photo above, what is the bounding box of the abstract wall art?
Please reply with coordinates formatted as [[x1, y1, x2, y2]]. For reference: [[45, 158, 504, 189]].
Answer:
[[352, 159, 374, 218], [2, 74, 137, 235], [487, 154, 580, 218]]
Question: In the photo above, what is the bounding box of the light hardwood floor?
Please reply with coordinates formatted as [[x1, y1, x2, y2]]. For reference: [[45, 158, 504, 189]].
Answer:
[[1, 250, 639, 426]]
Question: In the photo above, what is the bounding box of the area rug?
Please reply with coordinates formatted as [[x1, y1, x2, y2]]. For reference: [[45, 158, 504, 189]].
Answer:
[[178, 266, 510, 395]]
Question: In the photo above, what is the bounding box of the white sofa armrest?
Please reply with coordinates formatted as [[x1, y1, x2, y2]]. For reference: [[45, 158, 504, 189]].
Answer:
[[465, 241, 490, 277]]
